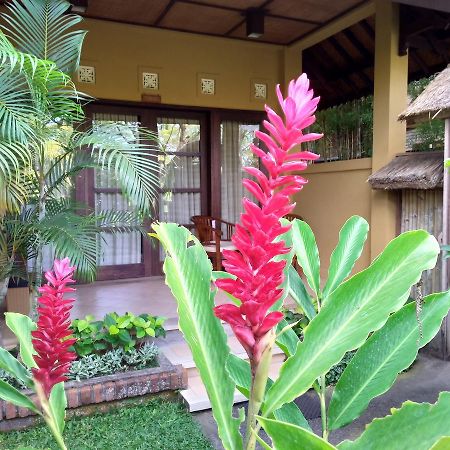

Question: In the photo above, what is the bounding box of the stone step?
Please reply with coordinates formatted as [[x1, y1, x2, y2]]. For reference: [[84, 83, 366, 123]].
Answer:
[[160, 326, 288, 412], [181, 356, 285, 412]]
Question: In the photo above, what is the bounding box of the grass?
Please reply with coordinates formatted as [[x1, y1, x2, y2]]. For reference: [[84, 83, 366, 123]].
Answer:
[[0, 399, 213, 450]]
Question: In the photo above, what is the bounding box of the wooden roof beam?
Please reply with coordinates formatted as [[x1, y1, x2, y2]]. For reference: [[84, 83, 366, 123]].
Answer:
[[393, 0, 450, 14], [328, 36, 373, 86]]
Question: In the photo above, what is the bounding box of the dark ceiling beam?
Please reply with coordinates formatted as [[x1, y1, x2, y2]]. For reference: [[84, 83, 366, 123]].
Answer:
[[359, 19, 375, 41], [327, 36, 373, 86], [342, 28, 373, 61], [410, 50, 430, 75], [154, 0, 176, 26], [287, 0, 368, 46], [398, 6, 450, 55], [224, 0, 274, 37], [177, 0, 321, 25], [426, 31, 450, 63], [393, 0, 450, 14], [304, 59, 350, 105], [304, 49, 373, 86]]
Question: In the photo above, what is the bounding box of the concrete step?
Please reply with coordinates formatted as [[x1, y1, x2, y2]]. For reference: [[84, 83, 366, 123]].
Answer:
[[160, 326, 287, 412], [180, 355, 285, 412]]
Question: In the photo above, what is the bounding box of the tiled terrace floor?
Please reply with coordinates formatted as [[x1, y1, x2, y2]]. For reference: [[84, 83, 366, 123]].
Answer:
[[72, 276, 230, 330]]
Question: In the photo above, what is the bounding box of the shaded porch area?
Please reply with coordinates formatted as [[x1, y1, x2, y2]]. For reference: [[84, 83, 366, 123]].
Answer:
[[71, 276, 233, 331]]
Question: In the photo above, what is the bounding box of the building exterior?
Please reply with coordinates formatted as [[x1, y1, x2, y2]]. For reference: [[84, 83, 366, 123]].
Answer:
[[4, 0, 450, 334]]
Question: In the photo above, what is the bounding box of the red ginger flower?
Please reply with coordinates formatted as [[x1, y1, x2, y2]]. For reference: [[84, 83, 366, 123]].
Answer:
[[31, 258, 77, 398], [214, 74, 322, 364]]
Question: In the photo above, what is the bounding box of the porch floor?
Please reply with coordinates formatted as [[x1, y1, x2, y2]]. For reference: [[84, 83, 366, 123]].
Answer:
[[72, 276, 231, 331]]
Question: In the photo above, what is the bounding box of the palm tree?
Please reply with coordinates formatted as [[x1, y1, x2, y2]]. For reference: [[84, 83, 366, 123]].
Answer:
[[0, 0, 163, 318]]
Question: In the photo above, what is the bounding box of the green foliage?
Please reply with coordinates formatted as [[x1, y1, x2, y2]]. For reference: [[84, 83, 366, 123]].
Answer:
[[323, 216, 369, 298], [5, 312, 37, 368], [264, 229, 439, 417], [157, 215, 450, 449], [328, 292, 450, 430], [283, 309, 355, 387], [67, 343, 158, 381], [309, 96, 373, 161], [70, 312, 166, 356], [0, 399, 213, 450], [0, 0, 163, 298], [153, 223, 243, 450], [338, 392, 450, 450], [258, 417, 336, 450]]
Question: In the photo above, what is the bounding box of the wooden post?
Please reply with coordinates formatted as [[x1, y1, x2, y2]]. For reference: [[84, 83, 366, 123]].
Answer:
[[443, 118, 450, 358]]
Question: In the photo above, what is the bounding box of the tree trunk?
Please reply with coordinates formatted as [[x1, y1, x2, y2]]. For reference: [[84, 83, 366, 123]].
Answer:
[[0, 277, 10, 346]]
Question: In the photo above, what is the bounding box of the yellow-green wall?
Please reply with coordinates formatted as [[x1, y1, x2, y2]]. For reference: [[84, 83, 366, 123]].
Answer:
[[293, 159, 373, 282], [77, 18, 285, 110]]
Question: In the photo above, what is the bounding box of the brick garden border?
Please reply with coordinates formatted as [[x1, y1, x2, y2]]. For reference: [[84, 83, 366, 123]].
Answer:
[[0, 353, 187, 431]]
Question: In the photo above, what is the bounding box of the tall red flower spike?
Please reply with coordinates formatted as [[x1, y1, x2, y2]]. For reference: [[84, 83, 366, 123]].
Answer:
[[214, 74, 322, 365], [31, 258, 77, 398]]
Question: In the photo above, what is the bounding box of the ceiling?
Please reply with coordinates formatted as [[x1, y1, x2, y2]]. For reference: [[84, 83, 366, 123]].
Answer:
[[303, 4, 450, 108], [72, 0, 366, 46]]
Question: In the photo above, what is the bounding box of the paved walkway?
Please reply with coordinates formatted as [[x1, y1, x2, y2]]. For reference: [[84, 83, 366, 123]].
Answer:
[[193, 353, 450, 448]]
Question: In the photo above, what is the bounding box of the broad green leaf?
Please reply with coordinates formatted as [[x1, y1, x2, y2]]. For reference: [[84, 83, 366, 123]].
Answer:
[[338, 392, 450, 450], [275, 319, 299, 358], [328, 291, 450, 430], [109, 325, 119, 335], [226, 355, 310, 431], [288, 266, 316, 321], [291, 220, 321, 296], [430, 437, 450, 449], [258, 417, 337, 450], [49, 382, 67, 434], [5, 312, 37, 368], [0, 379, 39, 413], [153, 223, 242, 450], [323, 216, 369, 298], [263, 231, 439, 417], [0, 347, 32, 387]]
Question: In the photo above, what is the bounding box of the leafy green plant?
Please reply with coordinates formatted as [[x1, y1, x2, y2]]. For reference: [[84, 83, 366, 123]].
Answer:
[[154, 216, 450, 449], [70, 312, 166, 356], [68, 343, 158, 381], [0, 0, 163, 317], [153, 73, 450, 449]]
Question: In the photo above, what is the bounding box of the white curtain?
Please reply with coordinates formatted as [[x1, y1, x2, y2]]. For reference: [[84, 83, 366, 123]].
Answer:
[[221, 121, 259, 224], [92, 113, 142, 266]]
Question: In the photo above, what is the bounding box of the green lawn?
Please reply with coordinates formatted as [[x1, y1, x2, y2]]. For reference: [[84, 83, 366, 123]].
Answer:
[[0, 399, 213, 450]]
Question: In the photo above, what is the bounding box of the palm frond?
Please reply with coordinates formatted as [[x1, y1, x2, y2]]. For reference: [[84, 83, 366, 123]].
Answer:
[[96, 210, 145, 234], [37, 211, 98, 282], [44, 148, 97, 199], [1, 0, 87, 73], [0, 67, 36, 142], [75, 127, 163, 215]]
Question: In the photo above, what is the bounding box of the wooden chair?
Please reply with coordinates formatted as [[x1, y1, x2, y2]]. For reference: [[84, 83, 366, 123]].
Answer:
[[191, 216, 236, 270]]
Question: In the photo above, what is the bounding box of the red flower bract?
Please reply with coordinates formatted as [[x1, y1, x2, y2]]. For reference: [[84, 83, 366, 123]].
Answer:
[[214, 74, 322, 364], [31, 257, 77, 398]]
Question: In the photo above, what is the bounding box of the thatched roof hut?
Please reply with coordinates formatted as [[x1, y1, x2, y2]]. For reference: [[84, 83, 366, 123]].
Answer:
[[399, 65, 450, 124], [368, 151, 444, 190]]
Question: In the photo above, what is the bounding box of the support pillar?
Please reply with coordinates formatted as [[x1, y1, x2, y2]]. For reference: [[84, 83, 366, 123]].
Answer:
[[370, 0, 408, 259]]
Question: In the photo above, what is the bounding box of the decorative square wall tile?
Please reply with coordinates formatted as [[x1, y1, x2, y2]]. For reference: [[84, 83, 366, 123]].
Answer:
[[200, 78, 215, 95], [254, 82, 267, 99], [143, 72, 159, 90], [78, 65, 95, 84]]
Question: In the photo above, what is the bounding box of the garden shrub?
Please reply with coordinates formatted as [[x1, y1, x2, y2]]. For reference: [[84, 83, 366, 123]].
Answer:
[[68, 342, 159, 381], [70, 312, 166, 356]]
